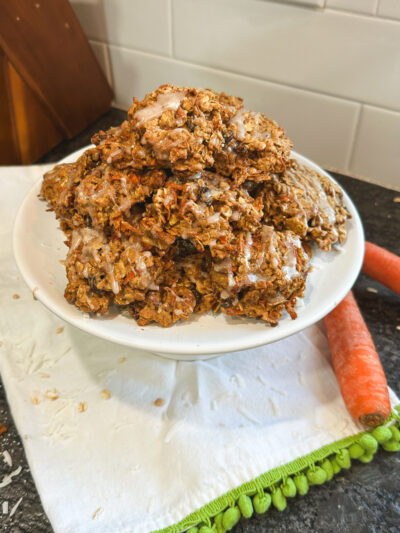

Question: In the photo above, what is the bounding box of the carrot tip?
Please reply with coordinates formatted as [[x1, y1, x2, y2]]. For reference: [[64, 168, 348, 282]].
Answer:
[[359, 413, 387, 428]]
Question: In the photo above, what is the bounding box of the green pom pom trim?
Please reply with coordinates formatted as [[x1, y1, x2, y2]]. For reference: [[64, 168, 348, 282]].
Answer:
[[294, 473, 309, 495], [222, 507, 240, 531], [371, 425, 392, 443], [389, 425, 400, 442], [359, 434, 378, 454], [382, 439, 400, 452], [154, 408, 400, 533], [238, 494, 253, 518], [281, 476, 297, 498], [348, 443, 364, 459], [358, 452, 375, 463], [199, 527, 213, 533], [307, 466, 327, 485], [271, 487, 287, 512], [214, 513, 226, 533], [335, 448, 351, 469], [253, 492, 271, 514], [320, 458, 334, 481], [330, 457, 341, 475]]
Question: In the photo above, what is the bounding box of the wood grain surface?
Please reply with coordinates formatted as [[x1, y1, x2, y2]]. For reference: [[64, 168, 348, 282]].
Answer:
[[0, 0, 113, 163]]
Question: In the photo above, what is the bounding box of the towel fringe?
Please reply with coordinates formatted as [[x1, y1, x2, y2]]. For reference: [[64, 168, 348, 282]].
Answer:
[[155, 406, 400, 533]]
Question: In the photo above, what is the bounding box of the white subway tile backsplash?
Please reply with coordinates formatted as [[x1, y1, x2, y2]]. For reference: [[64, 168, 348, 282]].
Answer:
[[70, 0, 400, 188], [350, 106, 400, 188], [326, 0, 378, 15], [378, 0, 400, 21], [108, 46, 360, 169], [172, 0, 400, 112], [89, 41, 113, 87], [70, 0, 170, 56]]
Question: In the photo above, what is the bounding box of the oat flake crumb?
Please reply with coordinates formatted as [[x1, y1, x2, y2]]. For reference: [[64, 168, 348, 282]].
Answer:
[[78, 401, 87, 413], [393, 196, 400, 203], [3, 451, 12, 467], [366, 287, 378, 294], [12, 294, 20, 300], [269, 397, 280, 416], [101, 389, 111, 400], [92, 507, 102, 520], [10, 497, 23, 517], [118, 356, 127, 364], [45, 389, 59, 401], [154, 398, 165, 407], [30, 395, 40, 405], [56, 326, 64, 334], [32, 287, 39, 300], [38, 372, 50, 378]]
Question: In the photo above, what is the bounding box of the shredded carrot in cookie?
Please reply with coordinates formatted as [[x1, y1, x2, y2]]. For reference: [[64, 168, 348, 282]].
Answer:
[[40, 84, 349, 327]]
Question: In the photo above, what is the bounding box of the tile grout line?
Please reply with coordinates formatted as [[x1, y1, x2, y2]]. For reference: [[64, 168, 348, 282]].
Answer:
[[345, 103, 363, 172], [103, 42, 400, 115], [375, 0, 380, 16], [86, 39, 172, 60], [102, 43, 114, 89], [88, 39, 114, 90], [324, 5, 400, 21], [259, 0, 324, 10], [324, 5, 379, 19], [167, 0, 174, 58]]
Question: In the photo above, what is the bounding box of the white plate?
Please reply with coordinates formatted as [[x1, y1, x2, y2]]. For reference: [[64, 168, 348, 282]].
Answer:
[[13, 148, 364, 358]]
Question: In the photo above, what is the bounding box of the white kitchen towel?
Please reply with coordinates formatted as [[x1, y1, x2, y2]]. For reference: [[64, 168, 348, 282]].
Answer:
[[0, 165, 398, 533]]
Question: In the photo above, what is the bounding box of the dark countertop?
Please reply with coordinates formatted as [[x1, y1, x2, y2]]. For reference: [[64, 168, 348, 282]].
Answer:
[[1, 109, 399, 533]]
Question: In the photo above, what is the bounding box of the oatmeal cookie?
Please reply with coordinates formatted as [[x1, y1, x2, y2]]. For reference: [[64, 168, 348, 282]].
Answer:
[[40, 84, 350, 327]]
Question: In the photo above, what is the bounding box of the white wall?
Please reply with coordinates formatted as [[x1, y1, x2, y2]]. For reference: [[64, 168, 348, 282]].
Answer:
[[70, 0, 400, 189]]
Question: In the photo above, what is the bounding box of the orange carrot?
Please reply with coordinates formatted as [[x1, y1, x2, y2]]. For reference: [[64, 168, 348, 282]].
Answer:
[[323, 291, 390, 427], [123, 272, 136, 285], [363, 241, 400, 295]]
